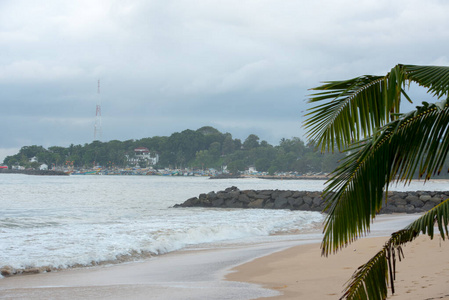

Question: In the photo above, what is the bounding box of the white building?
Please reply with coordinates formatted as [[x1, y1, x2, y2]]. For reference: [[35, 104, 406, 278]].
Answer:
[[127, 147, 159, 166]]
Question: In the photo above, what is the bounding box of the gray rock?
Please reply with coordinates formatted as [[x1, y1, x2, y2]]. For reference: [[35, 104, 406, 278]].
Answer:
[[419, 195, 432, 201], [264, 202, 275, 209], [394, 192, 408, 198], [217, 192, 229, 199], [430, 197, 443, 204], [422, 202, 436, 210], [395, 204, 406, 212], [207, 191, 217, 201], [225, 198, 243, 208], [254, 194, 271, 200], [288, 197, 304, 208], [248, 199, 264, 208], [303, 196, 313, 205], [410, 198, 424, 208], [225, 186, 239, 192], [309, 192, 322, 198], [395, 197, 409, 205], [274, 197, 289, 209], [292, 191, 304, 198], [312, 197, 323, 206], [238, 194, 251, 203], [271, 190, 281, 199], [298, 203, 311, 210], [183, 197, 198, 207], [229, 201, 243, 208], [230, 190, 241, 199], [405, 204, 416, 213], [260, 190, 274, 195], [212, 198, 224, 207], [244, 190, 257, 198], [279, 191, 293, 198]]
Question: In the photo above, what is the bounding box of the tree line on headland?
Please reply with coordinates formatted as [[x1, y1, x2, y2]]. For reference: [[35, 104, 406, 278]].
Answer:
[[3, 126, 346, 175]]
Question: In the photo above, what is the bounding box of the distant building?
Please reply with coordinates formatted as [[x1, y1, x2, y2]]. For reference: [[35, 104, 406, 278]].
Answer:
[[245, 166, 257, 175], [39, 164, 48, 171], [126, 147, 159, 166]]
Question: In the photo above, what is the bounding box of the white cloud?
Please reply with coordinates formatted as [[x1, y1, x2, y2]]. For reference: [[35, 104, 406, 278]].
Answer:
[[0, 60, 85, 81], [1, 0, 449, 150]]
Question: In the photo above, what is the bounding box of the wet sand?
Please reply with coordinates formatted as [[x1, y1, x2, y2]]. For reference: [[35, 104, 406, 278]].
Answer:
[[0, 239, 312, 300]]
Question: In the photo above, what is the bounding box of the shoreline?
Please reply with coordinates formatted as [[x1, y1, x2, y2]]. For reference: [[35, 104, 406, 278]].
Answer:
[[0, 214, 433, 300], [0, 238, 319, 300]]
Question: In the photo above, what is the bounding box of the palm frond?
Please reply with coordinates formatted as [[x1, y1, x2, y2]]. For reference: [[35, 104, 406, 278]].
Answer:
[[304, 65, 409, 153], [404, 65, 449, 99], [321, 100, 449, 255], [342, 198, 449, 299], [305, 64, 449, 299]]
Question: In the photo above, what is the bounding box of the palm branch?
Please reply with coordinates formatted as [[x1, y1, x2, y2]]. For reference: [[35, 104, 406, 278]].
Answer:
[[342, 198, 449, 300], [321, 99, 449, 255], [305, 64, 449, 299], [304, 65, 449, 152]]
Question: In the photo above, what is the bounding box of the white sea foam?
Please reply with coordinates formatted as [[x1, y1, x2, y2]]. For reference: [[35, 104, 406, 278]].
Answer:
[[0, 175, 445, 273]]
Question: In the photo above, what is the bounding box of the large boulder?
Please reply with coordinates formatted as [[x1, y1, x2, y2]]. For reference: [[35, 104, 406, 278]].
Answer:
[[248, 199, 265, 208], [274, 197, 289, 209]]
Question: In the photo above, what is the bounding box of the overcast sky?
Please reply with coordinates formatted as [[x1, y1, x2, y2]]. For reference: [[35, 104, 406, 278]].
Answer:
[[1, 0, 449, 162]]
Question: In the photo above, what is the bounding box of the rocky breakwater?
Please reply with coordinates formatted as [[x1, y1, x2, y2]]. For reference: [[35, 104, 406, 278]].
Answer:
[[174, 186, 327, 211], [174, 186, 449, 214]]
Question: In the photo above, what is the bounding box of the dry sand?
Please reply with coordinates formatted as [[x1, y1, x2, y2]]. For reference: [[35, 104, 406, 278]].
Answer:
[[227, 235, 449, 299]]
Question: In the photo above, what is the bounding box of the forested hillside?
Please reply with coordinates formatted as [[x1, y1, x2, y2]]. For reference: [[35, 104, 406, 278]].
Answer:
[[3, 126, 345, 174]]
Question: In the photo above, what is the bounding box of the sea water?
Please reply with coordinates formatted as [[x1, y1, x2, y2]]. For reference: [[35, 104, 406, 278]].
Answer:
[[0, 174, 447, 274]]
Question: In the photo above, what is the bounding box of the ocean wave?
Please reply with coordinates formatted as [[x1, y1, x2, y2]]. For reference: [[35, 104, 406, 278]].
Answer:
[[0, 210, 324, 277]]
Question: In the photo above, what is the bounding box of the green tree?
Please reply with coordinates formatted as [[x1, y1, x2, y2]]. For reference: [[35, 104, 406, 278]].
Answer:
[[243, 134, 260, 150], [227, 159, 245, 174], [222, 134, 235, 155], [305, 64, 449, 299]]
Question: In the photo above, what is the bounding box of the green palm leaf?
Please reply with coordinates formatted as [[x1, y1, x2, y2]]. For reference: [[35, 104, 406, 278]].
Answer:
[[304, 65, 410, 152], [305, 65, 449, 153], [404, 65, 449, 99], [322, 99, 449, 255], [342, 198, 449, 300], [305, 63, 449, 299]]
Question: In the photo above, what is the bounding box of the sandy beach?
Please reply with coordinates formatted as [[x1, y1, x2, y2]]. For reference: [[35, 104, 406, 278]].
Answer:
[[227, 235, 449, 299]]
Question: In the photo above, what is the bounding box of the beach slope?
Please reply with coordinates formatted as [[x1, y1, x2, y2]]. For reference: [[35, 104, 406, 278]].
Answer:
[[227, 235, 449, 299]]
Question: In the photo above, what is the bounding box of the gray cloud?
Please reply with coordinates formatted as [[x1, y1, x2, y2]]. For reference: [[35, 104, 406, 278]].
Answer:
[[1, 0, 449, 161]]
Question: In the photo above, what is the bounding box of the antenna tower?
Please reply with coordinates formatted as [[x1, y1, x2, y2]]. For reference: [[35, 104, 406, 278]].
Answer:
[[94, 79, 102, 141]]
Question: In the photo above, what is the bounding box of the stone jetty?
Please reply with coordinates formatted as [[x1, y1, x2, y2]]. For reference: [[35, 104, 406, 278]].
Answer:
[[174, 186, 449, 214]]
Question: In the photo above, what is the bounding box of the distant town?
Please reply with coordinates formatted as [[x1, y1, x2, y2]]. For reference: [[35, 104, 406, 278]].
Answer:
[[1, 126, 345, 178]]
